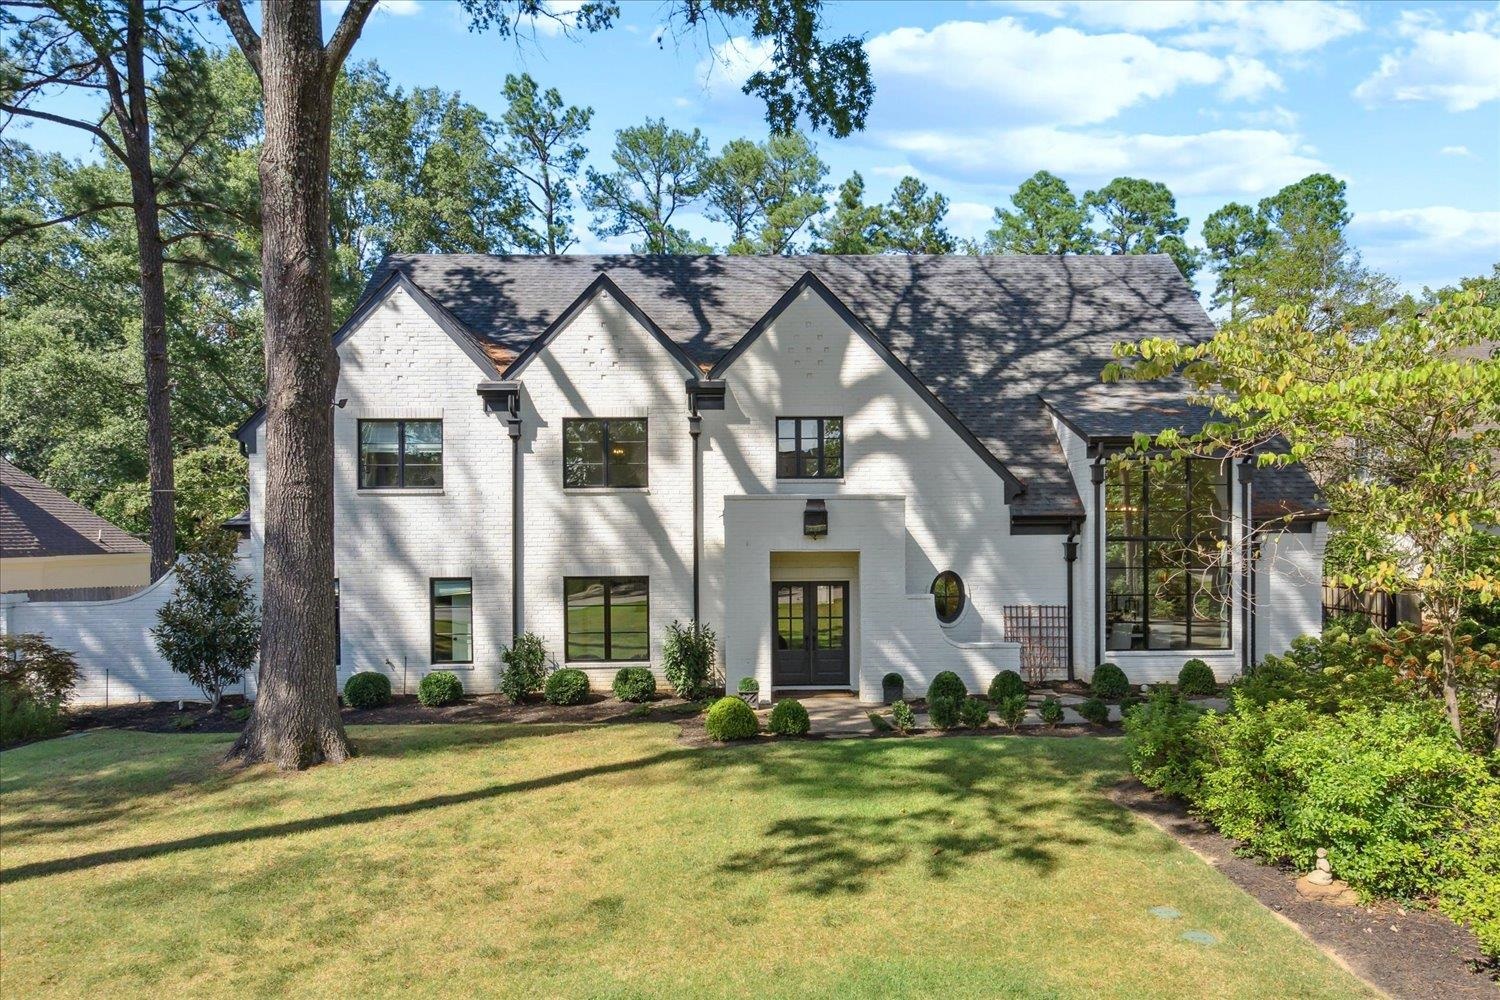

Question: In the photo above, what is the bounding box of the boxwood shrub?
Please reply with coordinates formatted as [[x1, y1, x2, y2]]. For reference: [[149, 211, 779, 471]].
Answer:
[[1039, 697, 1064, 727], [959, 696, 989, 729], [343, 671, 392, 710], [995, 693, 1028, 730], [928, 670, 967, 704], [890, 699, 916, 733], [928, 693, 960, 730], [612, 667, 656, 703], [1178, 658, 1217, 696], [768, 698, 811, 736], [737, 676, 760, 695], [1091, 662, 1130, 699], [1077, 697, 1110, 726], [417, 670, 463, 707], [705, 696, 758, 741], [987, 669, 1025, 702], [544, 667, 590, 706]]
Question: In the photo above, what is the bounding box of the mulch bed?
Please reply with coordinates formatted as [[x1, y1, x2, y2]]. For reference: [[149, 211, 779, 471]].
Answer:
[[46, 692, 707, 740], [1110, 777, 1496, 999]]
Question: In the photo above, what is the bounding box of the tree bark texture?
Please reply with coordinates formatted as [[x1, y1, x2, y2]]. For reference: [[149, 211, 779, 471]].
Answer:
[[122, 0, 177, 580], [226, 0, 355, 769]]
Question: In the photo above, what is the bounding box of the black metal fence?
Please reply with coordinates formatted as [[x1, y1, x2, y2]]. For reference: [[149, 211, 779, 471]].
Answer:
[[1321, 584, 1421, 630]]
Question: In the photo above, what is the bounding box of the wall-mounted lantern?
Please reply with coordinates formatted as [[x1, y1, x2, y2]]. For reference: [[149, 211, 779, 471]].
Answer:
[[803, 498, 828, 538]]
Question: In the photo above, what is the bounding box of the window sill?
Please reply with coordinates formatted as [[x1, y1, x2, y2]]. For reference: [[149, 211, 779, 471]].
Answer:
[[564, 487, 651, 494], [565, 660, 652, 666], [357, 488, 445, 496], [430, 663, 474, 670], [775, 478, 846, 485]]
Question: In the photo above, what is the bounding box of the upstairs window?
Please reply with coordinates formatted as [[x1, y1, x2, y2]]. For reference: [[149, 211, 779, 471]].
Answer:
[[564, 418, 648, 488], [776, 417, 843, 479], [359, 419, 443, 489]]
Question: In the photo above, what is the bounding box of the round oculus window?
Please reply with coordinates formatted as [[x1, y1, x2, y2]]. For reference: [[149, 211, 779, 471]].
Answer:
[[931, 571, 965, 624]]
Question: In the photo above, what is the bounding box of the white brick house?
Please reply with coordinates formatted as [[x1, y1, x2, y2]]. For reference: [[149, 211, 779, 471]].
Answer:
[[233, 255, 1329, 703]]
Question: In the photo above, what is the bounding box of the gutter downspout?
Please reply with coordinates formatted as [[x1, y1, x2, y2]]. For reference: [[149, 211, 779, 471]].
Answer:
[[1064, 526, 1080, 683], [1250, 534, 1263, 671], [1089, 449, 1106, 671], [689, 411, 702, 623], [1238, 458, 1255, 676], [509, 402, 523, 641]]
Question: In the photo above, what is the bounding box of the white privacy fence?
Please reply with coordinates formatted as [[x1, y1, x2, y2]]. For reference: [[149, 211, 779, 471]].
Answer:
[[0, 556, 260, 706]]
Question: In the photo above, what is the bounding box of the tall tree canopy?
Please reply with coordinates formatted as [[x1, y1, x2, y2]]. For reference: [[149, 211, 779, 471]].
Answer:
[[879, 175, 954, 254], [704, 131, 827, 255], [494, 72, 592, 255], [1084, 176, 1199, 279], [812, 170, 882, 254], [585, 118, 712, 254], [1202, 202, 1269, 322], [987, 170, 1095, 255]]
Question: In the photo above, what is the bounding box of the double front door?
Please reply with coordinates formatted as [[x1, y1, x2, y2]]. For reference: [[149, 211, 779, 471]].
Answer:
[[772, 581, 851, 687]]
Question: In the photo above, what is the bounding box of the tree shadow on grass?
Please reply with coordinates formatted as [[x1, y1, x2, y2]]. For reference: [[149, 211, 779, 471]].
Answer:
[[702, 736, 1155, 897]]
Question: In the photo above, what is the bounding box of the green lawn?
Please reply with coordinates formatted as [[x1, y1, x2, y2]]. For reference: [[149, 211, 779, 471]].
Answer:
[[0, 725, 1370, 998]]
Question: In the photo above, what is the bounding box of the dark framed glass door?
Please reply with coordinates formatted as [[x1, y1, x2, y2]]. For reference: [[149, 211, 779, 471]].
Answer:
[[772, 581, 850, 687]]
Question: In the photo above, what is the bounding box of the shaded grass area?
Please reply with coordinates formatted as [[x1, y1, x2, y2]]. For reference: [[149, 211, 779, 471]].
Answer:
[[0, 726, 1370, 998]]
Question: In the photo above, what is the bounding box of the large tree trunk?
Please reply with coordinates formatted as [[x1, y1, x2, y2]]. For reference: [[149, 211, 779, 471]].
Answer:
[[122, 0, 176, 581], [227, 0, 352, 769]]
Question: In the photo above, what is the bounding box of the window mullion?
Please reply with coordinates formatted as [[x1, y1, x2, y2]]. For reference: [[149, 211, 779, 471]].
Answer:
[[816, 419, 825, 479], [601, 421, 611, 487], [397, 421, 406, 489]]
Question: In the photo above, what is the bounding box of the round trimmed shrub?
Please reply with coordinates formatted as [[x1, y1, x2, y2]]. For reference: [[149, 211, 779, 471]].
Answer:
[[705, 696, 758, 741], [1078, 697, 1110, 726], [1091, 662, 1130, 700], [343, 671, 392, 710], [959, 696, 989, 729], [890, 699, 916, 733], [738, 676, 760, 695], [929, 693, 960, 730], [1178, 658, 1217, 696], [928, 670, 967, 704], [1039, 697, 1064, 727], [612, 667, 656, 702], [768, 698, 811, 736], [417, 670, 463, 707], [988, 669, 1025, 702], [544, 668, 590, 706]]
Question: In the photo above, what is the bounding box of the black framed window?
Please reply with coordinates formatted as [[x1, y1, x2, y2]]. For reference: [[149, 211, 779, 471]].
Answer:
[[563, 418, 648, 488], [430, 578, 473, 664], [564, 577, 649, 662], [359, 419, 443, 489], [776, 417, 843, 479], [333, 578, 340, 666], [1105, 457, 1231, 651], [931, 571, 965, 624]]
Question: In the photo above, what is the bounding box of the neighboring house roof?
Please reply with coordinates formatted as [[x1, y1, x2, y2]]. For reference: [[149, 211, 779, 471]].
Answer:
[[358, 253, 1232, 517], [0, 459, 149, 560]]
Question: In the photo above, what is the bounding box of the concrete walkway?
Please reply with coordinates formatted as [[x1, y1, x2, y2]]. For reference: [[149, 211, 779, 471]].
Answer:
[[758, 690, 1230, 737]]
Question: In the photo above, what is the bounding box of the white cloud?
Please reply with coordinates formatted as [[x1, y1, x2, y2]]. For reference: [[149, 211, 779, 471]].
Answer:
[[1220, 55, 1283, 101], [378, 0, 422, 15], [696, 36, 773, 97], [865, 18, 1224, 127], [1239, 104, 1299, 129], [1440, 145, 1474, 157], [1353, 16, 1500, 111], [1351, 207, 1500, 285], [880, 125, 1328, 196], [946, 201, 997, 238], [1003, 1, 1365, 54]]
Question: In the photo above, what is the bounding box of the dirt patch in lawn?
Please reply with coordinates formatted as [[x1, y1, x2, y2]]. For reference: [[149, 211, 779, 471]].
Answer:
[[49, 693, 707, 739], [1111, 778, 1496, 999]]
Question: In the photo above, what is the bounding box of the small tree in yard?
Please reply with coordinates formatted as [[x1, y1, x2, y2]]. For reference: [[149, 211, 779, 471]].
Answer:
[[662, 620, 716, 701], [499, 631, 548, 704], [152, 542, 261, 711], [1108, 290, 1500, 746]]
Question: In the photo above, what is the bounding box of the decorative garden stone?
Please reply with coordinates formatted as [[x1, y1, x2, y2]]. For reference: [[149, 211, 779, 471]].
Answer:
[[1307, 848, 1334, 886]]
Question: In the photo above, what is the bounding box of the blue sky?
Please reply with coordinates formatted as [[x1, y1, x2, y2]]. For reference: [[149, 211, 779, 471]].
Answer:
[[12, 0, 1500, 293]]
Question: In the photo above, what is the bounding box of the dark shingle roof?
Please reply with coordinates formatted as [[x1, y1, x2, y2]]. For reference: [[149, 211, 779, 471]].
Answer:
[[0, 459, 149, 559], [361, 254, 1318, 518]]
